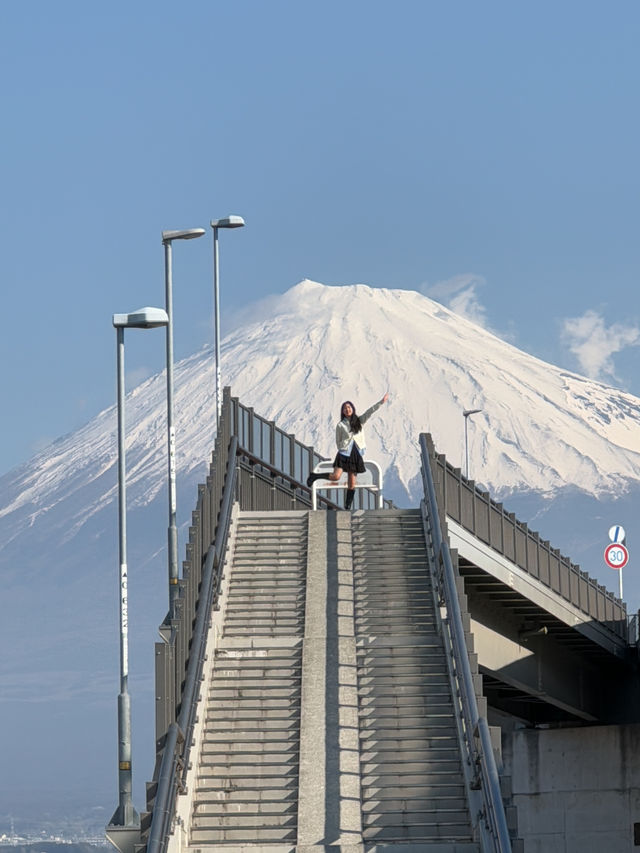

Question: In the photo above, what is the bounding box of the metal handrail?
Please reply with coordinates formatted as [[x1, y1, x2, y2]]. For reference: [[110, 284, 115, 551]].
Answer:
[[420, 433, 512, 853], [146, 436, 238, 853]]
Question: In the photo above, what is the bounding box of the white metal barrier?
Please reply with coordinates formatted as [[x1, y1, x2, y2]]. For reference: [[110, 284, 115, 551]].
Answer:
[[310, 459, 384, 510]]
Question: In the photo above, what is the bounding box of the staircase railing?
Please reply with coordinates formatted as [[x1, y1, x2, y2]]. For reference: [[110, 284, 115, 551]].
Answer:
[[420, 433, 512, 853], [429, 437, 626, 638], [146, 433, 238, 853]]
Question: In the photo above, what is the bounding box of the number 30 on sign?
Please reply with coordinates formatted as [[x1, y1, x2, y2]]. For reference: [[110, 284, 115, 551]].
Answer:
[[604, 543, 629, 570]]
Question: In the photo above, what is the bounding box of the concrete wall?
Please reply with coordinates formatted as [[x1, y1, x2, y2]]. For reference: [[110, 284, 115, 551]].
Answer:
[[503, 723, 640, 852]]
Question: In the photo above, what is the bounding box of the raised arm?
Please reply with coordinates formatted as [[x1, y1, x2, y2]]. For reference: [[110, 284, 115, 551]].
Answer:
[[359, 393, 390, 425]]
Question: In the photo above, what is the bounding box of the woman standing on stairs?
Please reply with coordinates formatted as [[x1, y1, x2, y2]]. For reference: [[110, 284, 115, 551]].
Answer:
[[307, 393, 389, 509]]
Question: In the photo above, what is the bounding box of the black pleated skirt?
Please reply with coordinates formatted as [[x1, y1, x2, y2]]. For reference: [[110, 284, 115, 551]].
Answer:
[[334, 445, 365, 474]]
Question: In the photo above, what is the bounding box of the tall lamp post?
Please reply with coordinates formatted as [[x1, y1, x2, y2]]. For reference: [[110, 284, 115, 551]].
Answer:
[[161, 228, 205, 614], [463, 408, 482, 480], [106, 307, 169, 853], [210, 216, 245, 423]]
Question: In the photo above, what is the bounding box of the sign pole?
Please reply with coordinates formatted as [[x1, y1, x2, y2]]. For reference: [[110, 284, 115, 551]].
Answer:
[[619, 566, 623, 601], [605, 527, 628, 601]]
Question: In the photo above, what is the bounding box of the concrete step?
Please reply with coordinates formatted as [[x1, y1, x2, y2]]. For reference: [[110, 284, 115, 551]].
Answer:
[[359, 742, 461, 758], [190, 827, 297, 843], [224, 628, 304, 637], [210, 667, 302, 679], [359, 712, 457, 728], [361, 793, 469, 811], [206, 689, 301, 702], [361, 770, 468, 790], [226, 594, 306, 605], [206, 677, 301, 689], [354, 592, 433, 605], [358, 674, 450, 689], [195, 788, 298, 803], [359, 758, 462, 776], [200, 750, 299, 765], [192, 813, 297, 830], [197, 774, 299, 790], [357, 650, 446, 665], [204, 719, 300, 733], [196, 762, 299, 778], [193, 800, 298, 816], [223, 617, 305, 628], [363, 826, 473, 843], [361, 783, 467, 800], [203, 731, 300, 747], [364, 845, 479, 853], [202, 708, 300, 723], [207, 697, 302, 711], [358, 671, 449, 684]]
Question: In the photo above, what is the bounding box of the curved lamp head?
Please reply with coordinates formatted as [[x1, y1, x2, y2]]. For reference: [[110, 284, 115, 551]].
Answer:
[[113, 307, 169, 329], [463, 408, 482, 418], [161, 228, 206, 244], [210, 215, 245, 229]]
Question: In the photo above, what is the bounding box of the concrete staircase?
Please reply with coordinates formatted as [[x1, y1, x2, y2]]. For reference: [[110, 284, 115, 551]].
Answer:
[[190, 511, 307, 848], [177, 508, 482, 853], [352, 510, 478, 851]]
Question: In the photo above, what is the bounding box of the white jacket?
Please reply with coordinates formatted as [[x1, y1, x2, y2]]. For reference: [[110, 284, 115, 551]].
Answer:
[[335, 397, 385, 455]]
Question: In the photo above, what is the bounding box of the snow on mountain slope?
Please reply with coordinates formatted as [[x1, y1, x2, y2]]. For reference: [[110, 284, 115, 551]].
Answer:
[[5, 279, 640, 547], [221, 280, 640, 500]]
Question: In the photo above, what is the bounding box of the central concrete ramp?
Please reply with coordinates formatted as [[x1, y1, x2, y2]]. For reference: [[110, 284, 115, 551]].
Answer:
[[172, 508, 480, 853]]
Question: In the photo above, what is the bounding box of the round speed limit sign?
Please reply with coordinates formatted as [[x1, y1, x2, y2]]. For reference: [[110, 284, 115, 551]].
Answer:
[[604, 543, 629, 570]]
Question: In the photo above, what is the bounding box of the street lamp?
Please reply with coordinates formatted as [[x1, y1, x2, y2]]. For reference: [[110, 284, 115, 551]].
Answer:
[[106, 307, 168, 853], [210, 216, 245, 423], [161, 228, 205, 614], [463, 408, 482, 480]]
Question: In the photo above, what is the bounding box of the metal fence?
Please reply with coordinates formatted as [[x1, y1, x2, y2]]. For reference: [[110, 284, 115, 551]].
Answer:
[[423, 434, 627, 640], [228, 391, 391, 512]]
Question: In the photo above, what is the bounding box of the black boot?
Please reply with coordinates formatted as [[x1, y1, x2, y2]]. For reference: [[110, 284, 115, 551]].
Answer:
[[306, 472, 321, 488], [345, 488, 355, 510]]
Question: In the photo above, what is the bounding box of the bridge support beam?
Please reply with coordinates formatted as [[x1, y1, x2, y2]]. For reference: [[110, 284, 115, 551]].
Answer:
[[471, 613, 601, 722]]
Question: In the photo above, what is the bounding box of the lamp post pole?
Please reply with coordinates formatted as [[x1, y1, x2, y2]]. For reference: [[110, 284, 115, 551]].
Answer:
[[210, 216, 245, 424], [463, 408, 482, 480], [161, 229, 205, 614], [107, 308, 168, 853]]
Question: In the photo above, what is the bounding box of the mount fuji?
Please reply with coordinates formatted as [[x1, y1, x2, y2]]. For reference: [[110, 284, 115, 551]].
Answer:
[[2, 279, 640, 832]]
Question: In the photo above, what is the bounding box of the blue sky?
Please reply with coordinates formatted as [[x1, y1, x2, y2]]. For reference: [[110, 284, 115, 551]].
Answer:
[[1, 0, 639, 475]]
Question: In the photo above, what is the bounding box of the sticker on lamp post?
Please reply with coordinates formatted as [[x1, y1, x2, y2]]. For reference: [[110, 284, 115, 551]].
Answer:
[[604, 543, 629, 570]]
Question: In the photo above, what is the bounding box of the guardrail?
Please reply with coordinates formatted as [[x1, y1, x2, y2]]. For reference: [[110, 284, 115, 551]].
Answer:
[[427, 436, 627, 639], [309, 459, 384, 510], [421, 433, 512, 853]]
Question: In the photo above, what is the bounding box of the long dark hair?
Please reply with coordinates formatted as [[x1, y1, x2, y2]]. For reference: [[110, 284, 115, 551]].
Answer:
[[340, 401, 362, 433]]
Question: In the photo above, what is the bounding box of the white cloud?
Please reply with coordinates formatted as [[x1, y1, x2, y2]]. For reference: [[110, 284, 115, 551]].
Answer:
[[423, 273, 488, 328], [562, 310, 640, 380]]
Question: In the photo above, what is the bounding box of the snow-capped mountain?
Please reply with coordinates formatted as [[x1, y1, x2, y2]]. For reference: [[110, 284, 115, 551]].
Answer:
[[2, 279, 640, 824]]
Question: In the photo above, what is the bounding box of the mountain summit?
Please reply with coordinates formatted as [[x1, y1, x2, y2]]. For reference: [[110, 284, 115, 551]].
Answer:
[[222, 279, 640, 501], [2, 279, 640, 821]]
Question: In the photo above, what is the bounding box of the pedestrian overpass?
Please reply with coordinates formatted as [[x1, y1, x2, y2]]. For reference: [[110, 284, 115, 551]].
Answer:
[[108, 389, 637, 853]]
